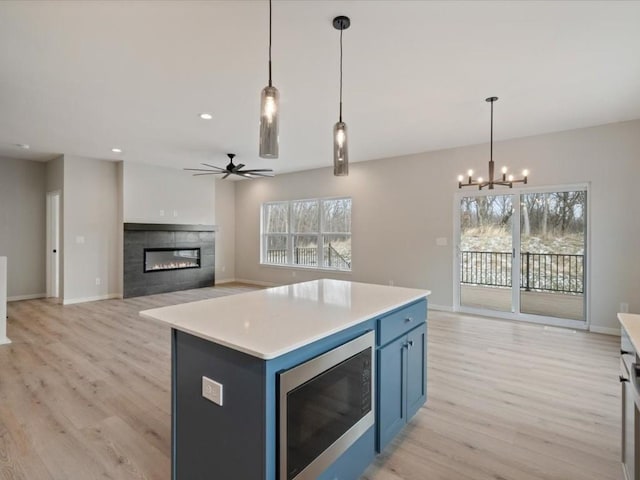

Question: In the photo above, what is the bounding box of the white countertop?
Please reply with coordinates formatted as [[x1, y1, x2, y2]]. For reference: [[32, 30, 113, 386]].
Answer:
[[140, 279, 430, 359], [619, 313, 640, 352]]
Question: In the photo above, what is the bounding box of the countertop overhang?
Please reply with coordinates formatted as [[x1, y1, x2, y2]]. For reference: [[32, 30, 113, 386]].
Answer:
[[140, 279, 430, 359], [619, 313, 640, 351]]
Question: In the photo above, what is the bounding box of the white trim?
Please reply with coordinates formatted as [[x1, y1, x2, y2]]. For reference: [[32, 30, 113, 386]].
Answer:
[[590, 325, 620, 336], [215, 278, 237, 284], [0, 337, 11, 346], [260, 262, 353, 275], [457, 305, 588, 330], [63, 293, 121, 305], [233, 278, 279, 288], [261, 197, 352, 272], [429, 303, 454, 312], [8, 293, 46, 302]]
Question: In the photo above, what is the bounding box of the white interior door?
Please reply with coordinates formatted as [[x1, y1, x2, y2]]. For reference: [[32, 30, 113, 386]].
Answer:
[[46, 191, 60, 298]]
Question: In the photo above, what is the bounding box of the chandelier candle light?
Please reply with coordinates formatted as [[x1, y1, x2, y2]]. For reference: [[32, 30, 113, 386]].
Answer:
[[458, 97, 529, 190], [259, 0, 279, 158], [333, 16, 350, 176]]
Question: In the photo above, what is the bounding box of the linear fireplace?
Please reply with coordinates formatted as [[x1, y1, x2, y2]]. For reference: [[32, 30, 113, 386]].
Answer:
[[123, 223, 216, 298], [144, 248, 201, 273]]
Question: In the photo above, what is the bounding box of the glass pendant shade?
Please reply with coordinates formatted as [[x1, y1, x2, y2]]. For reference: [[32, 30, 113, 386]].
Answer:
[[333, 121, 349, 176], [259, 85, 279, 158]]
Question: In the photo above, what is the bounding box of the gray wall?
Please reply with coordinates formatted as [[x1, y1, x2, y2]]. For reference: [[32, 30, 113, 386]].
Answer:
[[46, 155, 64, 298], [122, 162, 215, 225], [0, 157, 46, 299], [214, 179, 235, 282], [121, 161, 236, 284], [63, 155, 120, 303], [234, 119, 640, 332]]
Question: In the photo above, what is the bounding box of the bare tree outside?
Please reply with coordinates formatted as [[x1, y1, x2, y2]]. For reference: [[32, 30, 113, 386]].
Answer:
[[262, 198, 351, 270], [460, 190, 586, 309]]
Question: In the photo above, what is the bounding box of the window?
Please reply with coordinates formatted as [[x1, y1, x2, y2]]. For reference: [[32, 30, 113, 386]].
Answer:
[[262, 197, 352, 271]]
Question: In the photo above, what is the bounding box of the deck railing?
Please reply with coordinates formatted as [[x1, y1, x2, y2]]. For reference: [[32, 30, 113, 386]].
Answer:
[[266, 244, 351, 270], [461, 251, 584, 294]]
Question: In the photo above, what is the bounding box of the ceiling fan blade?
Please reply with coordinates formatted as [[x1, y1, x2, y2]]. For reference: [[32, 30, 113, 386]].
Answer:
[[201, 163, 226, 171], [240, 169, 274, 173], [222, 172, 231, 179], [234, 172, 253, 178], [192, 172, 222, 176], [234, 163, 245, 171], [185, 168, 219, 172], [249, 172, 275, 177]]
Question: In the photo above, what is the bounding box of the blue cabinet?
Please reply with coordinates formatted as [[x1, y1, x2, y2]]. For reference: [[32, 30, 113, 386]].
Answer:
[[376, 300, 427, 452]]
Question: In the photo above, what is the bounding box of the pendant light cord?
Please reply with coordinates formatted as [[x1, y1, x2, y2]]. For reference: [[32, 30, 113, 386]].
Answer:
[[339, 27, 343, 122], [268, 0, 272, 86], [489, 99, 493, 163]]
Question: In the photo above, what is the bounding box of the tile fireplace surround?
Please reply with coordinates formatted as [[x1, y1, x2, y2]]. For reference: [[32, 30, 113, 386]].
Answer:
[[123, 223, 216, 298]]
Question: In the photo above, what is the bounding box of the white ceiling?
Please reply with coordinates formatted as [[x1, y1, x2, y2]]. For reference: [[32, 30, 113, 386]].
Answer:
[[1, 1, 639, 174]]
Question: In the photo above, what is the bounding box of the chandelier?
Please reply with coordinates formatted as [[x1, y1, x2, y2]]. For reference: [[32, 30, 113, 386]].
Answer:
[[458, 97, 528, 190]]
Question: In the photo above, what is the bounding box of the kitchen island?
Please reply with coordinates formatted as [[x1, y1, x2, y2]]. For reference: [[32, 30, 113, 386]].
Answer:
[[141, 279, 430, 480]]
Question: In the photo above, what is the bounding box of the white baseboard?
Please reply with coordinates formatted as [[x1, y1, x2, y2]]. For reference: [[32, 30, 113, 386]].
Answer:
[[0, 337, 11, 346], [215, 278, 237, 285], [8, 293, 46, 302], [233, 278, 279, 288], [429, 303, 454, 312], [63, 293, 121, 305], [589, 325, 620, 336]]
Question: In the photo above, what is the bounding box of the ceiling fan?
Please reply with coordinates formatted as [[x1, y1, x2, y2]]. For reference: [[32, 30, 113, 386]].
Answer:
[[185, 153, 274, 179]]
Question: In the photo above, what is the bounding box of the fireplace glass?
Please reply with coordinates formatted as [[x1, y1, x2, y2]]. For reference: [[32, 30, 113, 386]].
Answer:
[[144, 248, 201, 273]]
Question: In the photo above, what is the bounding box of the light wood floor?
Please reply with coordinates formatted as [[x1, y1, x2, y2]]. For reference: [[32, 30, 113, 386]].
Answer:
[[461, 285, 584, 320], [0, 285, 619, 479]]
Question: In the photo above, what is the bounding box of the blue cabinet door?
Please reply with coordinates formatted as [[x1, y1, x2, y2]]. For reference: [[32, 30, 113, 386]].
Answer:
[[406, 323, 427, 420], [377, 334, 406, 451]]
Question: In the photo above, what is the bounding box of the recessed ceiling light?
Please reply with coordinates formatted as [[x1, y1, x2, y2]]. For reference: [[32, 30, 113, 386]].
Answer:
[[199, 113, 213, 120], [111, 148, 123, 153], [16, 143, 30, 149]]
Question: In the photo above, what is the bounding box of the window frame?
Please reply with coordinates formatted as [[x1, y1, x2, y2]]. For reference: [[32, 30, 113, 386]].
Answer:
[[261, 196, 352, 272]]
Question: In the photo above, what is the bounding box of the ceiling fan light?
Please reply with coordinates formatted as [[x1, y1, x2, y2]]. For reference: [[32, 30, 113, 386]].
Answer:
[[333, 121, 349, 176], [259, 85, 279, 158]]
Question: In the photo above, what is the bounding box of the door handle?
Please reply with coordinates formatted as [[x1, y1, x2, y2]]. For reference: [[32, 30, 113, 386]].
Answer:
[[53, 249, 57, 253], [620, 375, 630, 383]]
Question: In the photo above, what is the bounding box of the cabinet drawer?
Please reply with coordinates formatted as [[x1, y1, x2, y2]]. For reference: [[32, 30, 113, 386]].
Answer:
[[378, 299, 426, 346]]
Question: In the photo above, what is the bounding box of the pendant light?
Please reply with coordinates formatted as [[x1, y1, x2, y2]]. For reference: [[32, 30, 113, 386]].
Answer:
[[333, 16, 350, 176], [259, 0, 279, 158], [458, 97, 529, 190]]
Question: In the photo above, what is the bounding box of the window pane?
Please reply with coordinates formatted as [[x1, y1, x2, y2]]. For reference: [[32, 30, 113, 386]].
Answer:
[[322, 198, 351, 233], [520, 190, 586, 321], [291, 200, 319, 233], [324, 235, 351, 270], [264, 235, 288, 264], [293, 235, 318, 267], [264, 203, 288, 233]]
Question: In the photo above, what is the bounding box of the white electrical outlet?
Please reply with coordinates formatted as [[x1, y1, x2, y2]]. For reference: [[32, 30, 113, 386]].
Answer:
[[389, 280, 394, 286], [221, 266, 226, 272], [95, 277, 101, 286], [202, 376, 223, 406], [75, 235, 85, 244], [159, 209, 165, 217], [621, 302, 629, 313]]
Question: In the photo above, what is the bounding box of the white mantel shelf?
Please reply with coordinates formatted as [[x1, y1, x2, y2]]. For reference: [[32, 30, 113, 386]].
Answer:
[[140, 279, 430, 360]]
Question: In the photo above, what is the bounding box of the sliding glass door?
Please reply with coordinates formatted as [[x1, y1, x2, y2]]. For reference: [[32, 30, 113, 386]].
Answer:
[[456, 186, 587, 326], [459, 194, 514, 313]]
